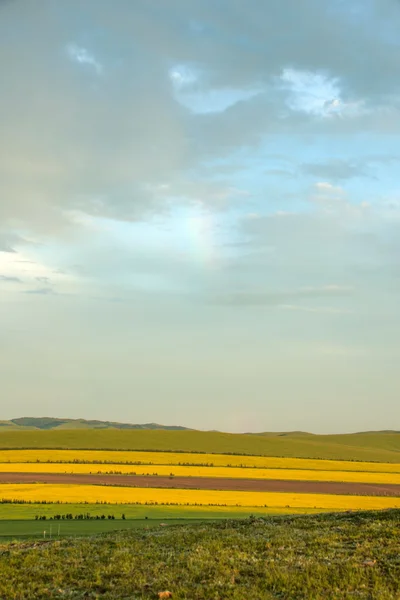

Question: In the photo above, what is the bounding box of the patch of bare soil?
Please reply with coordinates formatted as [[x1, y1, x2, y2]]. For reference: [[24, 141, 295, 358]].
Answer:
[[1, 472, 400, 496]]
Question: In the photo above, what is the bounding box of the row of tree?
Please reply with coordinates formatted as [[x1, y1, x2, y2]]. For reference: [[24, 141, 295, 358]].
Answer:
[[34, 513, 125, 520]]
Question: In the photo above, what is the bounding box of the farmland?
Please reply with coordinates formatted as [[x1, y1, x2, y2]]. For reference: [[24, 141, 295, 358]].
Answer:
[[0, 502, 324, 522], [1, 430, 400, 527], [0, 518, 190, 542], [2, 483, 400, 510], [2, 428, 400, 462], [3, 461, 400, 484], [2, 449, 400, 472], [1, 429, 400, 598]]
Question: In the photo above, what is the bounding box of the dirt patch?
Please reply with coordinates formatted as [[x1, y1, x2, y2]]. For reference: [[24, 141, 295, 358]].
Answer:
[[1, 472, 400, 496]]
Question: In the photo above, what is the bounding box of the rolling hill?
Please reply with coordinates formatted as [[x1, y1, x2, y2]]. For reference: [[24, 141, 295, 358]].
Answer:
[[0, 418, 399, 462], [0, 417, 190, 431], [0, 425, 399, 462]]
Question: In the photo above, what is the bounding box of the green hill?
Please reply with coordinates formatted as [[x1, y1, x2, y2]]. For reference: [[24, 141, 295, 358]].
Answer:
[[1, 418, 399, 462], [0, 417, 190, 431], [1, 427, 400, 462]]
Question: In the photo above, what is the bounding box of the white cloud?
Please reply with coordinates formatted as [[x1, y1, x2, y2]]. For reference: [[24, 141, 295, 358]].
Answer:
[[315, 182, 345, 194], [169, 64, 199, 88], [66, 43, 102, 75], [300, 284, 354, 294], [169, 63, 261, 114], [275, 210, 297, 217], [279, 68, 365, 118], [0, 250, 74, 294], [311, 182, 371, 218], [280, 304, 352, 315]]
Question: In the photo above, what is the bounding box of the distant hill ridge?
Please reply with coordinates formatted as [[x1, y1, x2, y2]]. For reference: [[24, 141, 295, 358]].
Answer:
[[0, 418, 399, 435], [0, 417, 190, 431]]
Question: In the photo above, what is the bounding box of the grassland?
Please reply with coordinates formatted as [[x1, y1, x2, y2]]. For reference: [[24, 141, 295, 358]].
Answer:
[[2, 483, 400, 510], [1, 510, 400, 599], [3, 461, 400, 485], [1, 429, 400, 462]]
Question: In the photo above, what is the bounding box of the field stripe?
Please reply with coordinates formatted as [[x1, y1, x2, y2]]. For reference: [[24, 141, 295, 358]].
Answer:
[[1, 450, 400, 473], [0, 503, 327, 520], [1, 483, 400, 510], [2, 462, 400, 485], [1, 473, 400, 496]]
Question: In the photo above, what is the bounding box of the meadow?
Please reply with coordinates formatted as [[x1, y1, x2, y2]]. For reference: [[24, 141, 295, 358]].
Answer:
[[1, 510, 400, 599]]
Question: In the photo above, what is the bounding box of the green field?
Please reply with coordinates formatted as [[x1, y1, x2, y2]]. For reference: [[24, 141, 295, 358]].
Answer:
[[0, 503, 324, 524], [1, 510, 400, 599], [1, 429, 400, 462], [0, 519, 176, 540], [0, 518, 215, 541]]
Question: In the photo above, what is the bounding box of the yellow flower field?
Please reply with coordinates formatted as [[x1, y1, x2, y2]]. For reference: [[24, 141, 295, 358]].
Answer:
[[1, 483, 400, 510], [1, 449, 400, 473], [2, 462, 400, 485]]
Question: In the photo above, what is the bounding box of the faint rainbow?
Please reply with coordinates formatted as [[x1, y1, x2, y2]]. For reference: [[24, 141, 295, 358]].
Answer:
[[185, 211, 217, 267]]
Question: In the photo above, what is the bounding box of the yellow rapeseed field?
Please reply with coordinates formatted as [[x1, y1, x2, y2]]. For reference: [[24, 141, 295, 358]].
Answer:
[[1, 483, 400, 510], [2, 462, 400, 485], [1, 450, 400, 473]]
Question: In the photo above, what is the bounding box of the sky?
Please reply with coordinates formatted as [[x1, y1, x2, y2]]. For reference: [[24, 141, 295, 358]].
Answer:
[[1, 0, 400, 433]]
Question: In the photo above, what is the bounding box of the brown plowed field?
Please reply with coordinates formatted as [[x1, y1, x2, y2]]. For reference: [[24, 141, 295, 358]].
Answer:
[[2, 472, 400, 496]]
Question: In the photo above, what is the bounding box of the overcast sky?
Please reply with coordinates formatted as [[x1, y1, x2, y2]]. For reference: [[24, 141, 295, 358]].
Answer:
[[1, 0, 400, 433]]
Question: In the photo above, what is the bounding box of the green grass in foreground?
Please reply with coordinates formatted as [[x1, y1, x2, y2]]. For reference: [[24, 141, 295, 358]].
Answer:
[[1, 510, 400, 599], [2, 429, 400, 462], [0, 503, 325, 523]]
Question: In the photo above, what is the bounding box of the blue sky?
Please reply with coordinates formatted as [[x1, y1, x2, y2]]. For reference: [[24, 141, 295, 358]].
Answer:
[[1, 0, 400, 432]]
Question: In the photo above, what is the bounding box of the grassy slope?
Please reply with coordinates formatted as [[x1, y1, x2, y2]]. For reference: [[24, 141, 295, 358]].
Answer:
[[0, 422, 35, 431], [1, 510, 400, 599], [1, 429, 400, 462]]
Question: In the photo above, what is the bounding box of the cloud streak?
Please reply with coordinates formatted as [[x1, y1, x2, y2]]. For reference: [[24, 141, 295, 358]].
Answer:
[[0, 275, 21, 283], [66, 43, 102, 75], [24, 287, 55, 295], [211, 285, 354, 307]]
